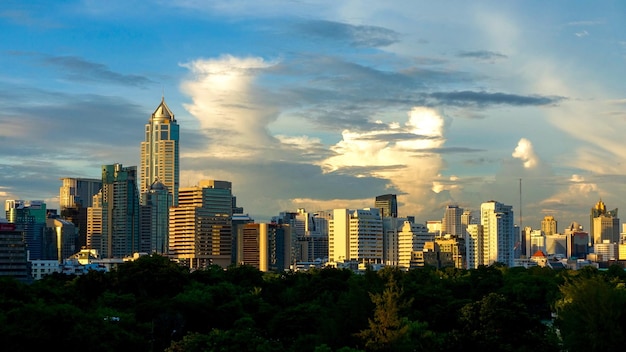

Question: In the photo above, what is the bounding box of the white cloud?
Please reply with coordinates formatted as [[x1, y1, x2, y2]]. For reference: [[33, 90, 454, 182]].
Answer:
[[512, 138, 538, 168], [180, 55, 280, 159], [320, 106, 447, 217]]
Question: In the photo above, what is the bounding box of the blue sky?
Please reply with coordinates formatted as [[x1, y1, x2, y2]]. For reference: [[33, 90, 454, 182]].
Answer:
[[1, 0, 626, 230]]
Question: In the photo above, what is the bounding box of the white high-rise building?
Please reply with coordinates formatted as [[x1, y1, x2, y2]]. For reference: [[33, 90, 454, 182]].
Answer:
[[480, 200, 515, 267], [329, 208, 383, 264], [397, 221, 431, 269], [140, 98, 180, 206]]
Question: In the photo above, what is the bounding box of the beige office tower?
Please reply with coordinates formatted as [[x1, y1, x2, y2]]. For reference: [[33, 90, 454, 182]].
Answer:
[[541, 215, 558, 236], [140, 98, 179, 206], [169, 180, 233, 269]]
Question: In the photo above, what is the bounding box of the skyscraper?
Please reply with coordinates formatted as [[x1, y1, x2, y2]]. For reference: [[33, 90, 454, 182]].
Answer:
[[541, 215, 558, 236], [5, 200, 48, 260], [140, 97, 180, 206], [329, 208, 383, 264], [99, 163, 140, 259], [169, 180, 233, 269], [590, 199, 619, 245], [479, 200, 515, 267], [59, 177, 101, 250], [442, 205, 463, 237], [375, 194, 398, 218]]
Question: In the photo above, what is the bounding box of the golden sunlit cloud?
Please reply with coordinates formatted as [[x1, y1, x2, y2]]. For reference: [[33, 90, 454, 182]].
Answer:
[[512, 138, 538, 168]]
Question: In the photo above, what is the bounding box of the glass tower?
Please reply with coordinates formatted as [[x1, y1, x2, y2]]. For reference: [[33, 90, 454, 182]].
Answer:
[[140, 97, 180, 206]]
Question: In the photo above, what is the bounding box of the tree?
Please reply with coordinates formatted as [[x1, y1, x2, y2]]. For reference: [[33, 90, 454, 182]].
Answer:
[[555, 273, 626, 351], [357, 278, 413, 351]]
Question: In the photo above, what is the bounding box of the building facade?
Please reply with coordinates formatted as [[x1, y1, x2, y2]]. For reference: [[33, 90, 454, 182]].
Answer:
[[479, 200, 515, 267], [169, 180, 233, 269]]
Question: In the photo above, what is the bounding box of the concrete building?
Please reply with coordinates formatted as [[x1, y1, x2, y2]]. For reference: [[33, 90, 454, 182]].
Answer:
[[45, 217, 77, 262], [0, 220, 30, 282], [329, 208, 383, 265], [5, 200, 47, 260], [442, 205, 463, 237], [590, 199, 620, 245], [140, 180, 170, 254], [478, 200, 515, 267], [98, 164, 141, 259], [397, 221, 431, 269], [375, 194, 398, 218], [169, 180, 233, 269], [541, 215, 558, 236], [140, 97, 180, 206], [59, 177, 101, 249]]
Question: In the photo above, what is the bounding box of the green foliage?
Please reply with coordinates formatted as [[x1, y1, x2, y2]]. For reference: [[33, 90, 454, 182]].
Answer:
[[4, 260, 614, 352], [555, 273, 626, 351]]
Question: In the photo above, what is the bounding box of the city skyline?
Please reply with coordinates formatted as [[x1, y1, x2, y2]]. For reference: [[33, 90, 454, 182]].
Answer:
[[1, 1, 626, 228]]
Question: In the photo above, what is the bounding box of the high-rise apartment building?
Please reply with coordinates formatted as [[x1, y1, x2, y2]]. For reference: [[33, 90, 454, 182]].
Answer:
[[479, 200, 515, 267], [541, 215, 558, 236], [329, 208, 383, 264], [140, 98, 179, 206], [169, 180, 233, 269], [375, 194, 398, 218], [442, 205, 463, 237], [95, 164, 141, 259]]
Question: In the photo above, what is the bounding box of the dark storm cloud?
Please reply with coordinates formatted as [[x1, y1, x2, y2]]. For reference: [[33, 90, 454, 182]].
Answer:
[[295, 20, 400, 48], [426, 91, 564, 107], [42, 55, 154, 87], [457, 50, 507, 61]]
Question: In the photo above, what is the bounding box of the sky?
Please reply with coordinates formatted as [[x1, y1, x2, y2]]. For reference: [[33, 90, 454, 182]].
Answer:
[[1, 1, 626, 231]]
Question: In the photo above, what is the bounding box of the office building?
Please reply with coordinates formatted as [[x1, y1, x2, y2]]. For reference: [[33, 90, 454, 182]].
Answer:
[[564, 222, 589, 259], [59, 177, 101, 250], [397, 221, 431, 269], [442, 205, 463, 237], [590, 199, 620, 245], [45, 217, 77, 262], [5, 200, 47, 260], [90, 164, 140, 259], [169, 180, 233, 269], [140, 97, 180, 206], [375, 194, 398, 218], [0, 219, 30, 281], [329, 208, 383, 264], [541, 215, 558, 236], [140, 180, 170, 254]]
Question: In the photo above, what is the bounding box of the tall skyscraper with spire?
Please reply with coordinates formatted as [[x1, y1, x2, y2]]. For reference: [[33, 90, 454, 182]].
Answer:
[[140, 97, 180, 206]]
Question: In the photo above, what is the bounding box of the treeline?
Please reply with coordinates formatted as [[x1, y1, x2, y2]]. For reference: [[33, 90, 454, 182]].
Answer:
[[2, 256, 626, 352]]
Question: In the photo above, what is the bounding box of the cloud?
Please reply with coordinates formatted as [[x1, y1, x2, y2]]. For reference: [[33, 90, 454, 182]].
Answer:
[[512, 138, 539, 168], [320, 107, 449, 217], [457, 50, 508, 61], [426, 91, 564, 107], [42, 55, 154, 87], [575, 30, 589, 37], [295, 20, 400, 47]]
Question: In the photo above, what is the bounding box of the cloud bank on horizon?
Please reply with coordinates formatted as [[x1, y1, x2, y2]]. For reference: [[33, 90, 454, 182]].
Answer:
[[1, 0, 626, 230]]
